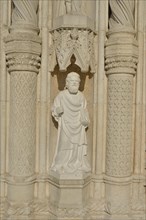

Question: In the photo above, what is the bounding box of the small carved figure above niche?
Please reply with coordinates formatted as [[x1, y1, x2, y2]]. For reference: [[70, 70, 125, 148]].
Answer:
[[53, 0, 96, 21]]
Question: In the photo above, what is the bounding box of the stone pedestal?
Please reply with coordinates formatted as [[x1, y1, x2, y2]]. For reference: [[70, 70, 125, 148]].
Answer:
[[48, 173, 91, 220]]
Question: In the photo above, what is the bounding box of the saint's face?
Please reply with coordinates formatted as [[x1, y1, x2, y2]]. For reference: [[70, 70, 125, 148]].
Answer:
[[66, 76, 80, 94]]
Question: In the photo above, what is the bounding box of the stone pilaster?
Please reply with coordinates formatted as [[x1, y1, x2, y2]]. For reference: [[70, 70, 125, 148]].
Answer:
[[104, 30, 138, 217], [5, 31, 41, 219]]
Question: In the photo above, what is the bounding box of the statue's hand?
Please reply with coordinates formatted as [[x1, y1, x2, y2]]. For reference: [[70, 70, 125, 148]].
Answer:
[[56, 106, 64, 116], [80, 108, 90, 127], [81, 120, 89, 127]]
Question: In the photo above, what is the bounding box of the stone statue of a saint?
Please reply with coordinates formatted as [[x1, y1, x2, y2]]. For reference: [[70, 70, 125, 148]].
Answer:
[[51, 72, 91, 174]]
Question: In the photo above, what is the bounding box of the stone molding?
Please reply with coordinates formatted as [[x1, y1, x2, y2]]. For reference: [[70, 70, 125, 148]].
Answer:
[[105, 56, 138, 75], [105, 31, 138, 75], [5, 33, 41, 73]]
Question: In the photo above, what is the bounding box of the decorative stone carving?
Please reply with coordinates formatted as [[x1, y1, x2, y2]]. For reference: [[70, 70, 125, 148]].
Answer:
[[0, 0, 145, 219], [51, 72, 91, 174], [5, 35, 41, 218], [49, 28, 95, 73], [105, 56, 138, 75], [105, 74, 133, 177], [5, 33, 41, 178], [53, 0, 84, 17], [104, 0, 139, 215], [12, 0, 39, 28], [3, 1, 41, 219], [105, 32, 138, 177], [6, 201, 34, 217], [9, 72, 37, 176], [32, 196, 107, 219], [53, 0, 95, 18], [109, 0, 135, 29]]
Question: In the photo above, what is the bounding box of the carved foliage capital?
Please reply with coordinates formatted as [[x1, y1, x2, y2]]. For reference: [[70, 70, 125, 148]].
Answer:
[[49, 28, 96, 73]]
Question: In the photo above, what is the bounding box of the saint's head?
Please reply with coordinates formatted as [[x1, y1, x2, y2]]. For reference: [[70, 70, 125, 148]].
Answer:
[[66, 72, 80, 94]]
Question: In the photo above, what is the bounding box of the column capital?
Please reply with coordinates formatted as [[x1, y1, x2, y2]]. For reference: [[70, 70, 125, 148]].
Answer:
[[105, 30, 138, 76], [5, 33, 41, 73]]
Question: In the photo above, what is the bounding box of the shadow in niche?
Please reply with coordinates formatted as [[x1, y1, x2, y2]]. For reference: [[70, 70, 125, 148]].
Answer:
[[52, 115, 58, 129], [51, 55, 93, 92], [51, 55, 93, 129]]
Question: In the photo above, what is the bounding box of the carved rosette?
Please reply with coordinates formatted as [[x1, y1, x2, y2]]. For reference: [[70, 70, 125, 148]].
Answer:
[[5, 33, 41, 178], [49, 28, 95, 73]]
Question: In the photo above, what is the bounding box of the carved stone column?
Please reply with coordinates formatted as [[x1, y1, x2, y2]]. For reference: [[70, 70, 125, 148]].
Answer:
[[105, 29, 138, 217], [104, 1, 138, 217], [4, 1, 41, 219], [5, 32, 41, 219]]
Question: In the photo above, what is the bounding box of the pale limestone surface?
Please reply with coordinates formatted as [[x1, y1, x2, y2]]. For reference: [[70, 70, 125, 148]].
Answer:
[[0, 0, 145, 220], [51, 72, 91, 174]]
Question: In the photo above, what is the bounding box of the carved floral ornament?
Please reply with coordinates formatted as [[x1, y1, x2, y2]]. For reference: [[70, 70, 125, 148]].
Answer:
[[49, 28, 96, 73]]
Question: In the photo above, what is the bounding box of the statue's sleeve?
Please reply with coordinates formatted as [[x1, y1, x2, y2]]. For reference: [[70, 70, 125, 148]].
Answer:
[[80, 95, 90, 127], [51, 93, 61, 122]]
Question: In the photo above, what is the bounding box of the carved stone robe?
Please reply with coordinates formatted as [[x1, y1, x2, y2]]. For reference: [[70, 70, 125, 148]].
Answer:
[[51, 89, 90, 173]]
